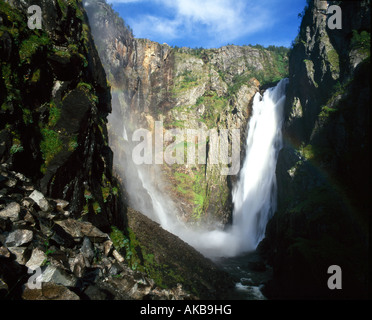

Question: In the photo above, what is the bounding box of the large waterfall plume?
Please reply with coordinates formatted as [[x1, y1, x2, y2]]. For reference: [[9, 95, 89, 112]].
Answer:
[[184, 78, 289, 258], [231, 78, 289, 252], [109, 79, 288, 259]]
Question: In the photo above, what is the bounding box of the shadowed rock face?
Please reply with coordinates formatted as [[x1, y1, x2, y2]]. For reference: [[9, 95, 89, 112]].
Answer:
[[125, 207, 235, 299], [260, 0, 370, 299], [0, 0, 120, 231]]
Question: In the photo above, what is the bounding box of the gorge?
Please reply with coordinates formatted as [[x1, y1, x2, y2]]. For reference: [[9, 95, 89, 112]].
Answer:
[[0, 0, 370, 300]]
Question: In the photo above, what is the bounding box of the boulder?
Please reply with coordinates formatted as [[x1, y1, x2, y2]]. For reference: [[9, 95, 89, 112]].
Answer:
[[55, 219, 108, 243], [28, 190, 50, 212], [108, 263, 123, 277], [7, 247, 29, 265], [0, 246, 10, 258], [5, 229, 33, 247], [26, 248, 47, 271], [53, 199, 69, 213], [0, 202, 20, 222], [22, 283, 80, 300], [39, 265, 77, 288], [23, 211, 35, 225], [103, 240, 113, 257], [112, 250, 124, 263], [80, 237, 95, 264], [68, 253, 86, 278], [5, 177, 17, 188]]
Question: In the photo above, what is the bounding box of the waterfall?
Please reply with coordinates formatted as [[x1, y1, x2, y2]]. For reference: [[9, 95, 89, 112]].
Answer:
[[110, 78, 288, 259], [182, 78, 288, 258], [231, 78, 289, 252]]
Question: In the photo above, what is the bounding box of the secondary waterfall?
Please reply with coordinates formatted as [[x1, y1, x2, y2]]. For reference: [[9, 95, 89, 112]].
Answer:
[[110, 78, 288, 259]]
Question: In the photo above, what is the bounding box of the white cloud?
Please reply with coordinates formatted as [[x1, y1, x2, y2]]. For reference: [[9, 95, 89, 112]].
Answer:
[[130, 15, 180, 40], [107, 0, 276, 47]]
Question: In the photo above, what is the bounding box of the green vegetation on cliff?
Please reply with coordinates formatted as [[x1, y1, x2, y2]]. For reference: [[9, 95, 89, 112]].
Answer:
[[1, 0, 116, 230], [351, 29, 371, 57], [165, 44, 289, 224], [110, 225, 187, 290]]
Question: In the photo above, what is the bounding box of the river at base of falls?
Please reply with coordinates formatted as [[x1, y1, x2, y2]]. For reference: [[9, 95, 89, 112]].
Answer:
[[215, 251, 273, 300]]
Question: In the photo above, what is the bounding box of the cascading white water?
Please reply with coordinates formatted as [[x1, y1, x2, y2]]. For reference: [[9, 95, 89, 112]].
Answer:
[[230, 78, 289, 252], [111, 78, 288, 259], [180, 78, 289, 258]]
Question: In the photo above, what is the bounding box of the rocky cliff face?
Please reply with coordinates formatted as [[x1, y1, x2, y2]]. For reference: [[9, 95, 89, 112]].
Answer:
[[0, 0, 124, 299], [260, 0, 370, 299], [85, 0, 289, 227], [0, 0, 120, 231]]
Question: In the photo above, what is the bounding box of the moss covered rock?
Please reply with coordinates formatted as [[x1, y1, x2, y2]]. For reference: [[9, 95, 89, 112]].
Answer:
[[0, 0, 119, 230]]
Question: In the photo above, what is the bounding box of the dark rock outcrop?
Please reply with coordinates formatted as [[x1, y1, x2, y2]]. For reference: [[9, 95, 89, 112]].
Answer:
[[260, 0, 370, 299], [0, 165, 198, 300], [0, 0, 119, 231], [125, 207, 235, 299]]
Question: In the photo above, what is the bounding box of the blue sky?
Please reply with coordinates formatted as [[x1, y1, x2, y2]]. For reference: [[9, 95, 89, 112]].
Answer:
[[106, 0, 307, 49]]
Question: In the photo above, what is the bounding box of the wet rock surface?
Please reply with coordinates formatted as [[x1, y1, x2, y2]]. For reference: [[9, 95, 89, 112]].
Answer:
[[216, 252, 273, 300]]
